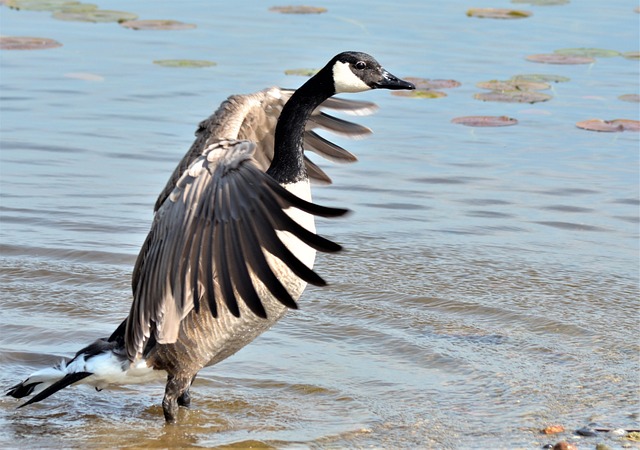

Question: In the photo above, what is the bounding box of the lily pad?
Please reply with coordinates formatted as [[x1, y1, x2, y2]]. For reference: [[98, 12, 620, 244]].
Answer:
[[576, 119, 640, 132], [403, 77, 461, 89], [467, 8, 532, 19], [526, 53, 595, 64], [0, 36, 62, 50], [511, 0, 569, 4], [392, 90, 447, 99], [2, 0, 79, 11], [622, 51, 640, 60], [554, 47, 620, 58], [284, 68, 318, 76], [153, 59, 216, 68], [53, 9, 138, 22], [120, 19, 196, 30], [476, 79, 550, 91], [510, 73, 570, 83], [618, 94, 640, 102], [474, 90, 552, 103], [451, 116, 518, 127], [56, 2, 96, 12], [269, 5, 327, 14]]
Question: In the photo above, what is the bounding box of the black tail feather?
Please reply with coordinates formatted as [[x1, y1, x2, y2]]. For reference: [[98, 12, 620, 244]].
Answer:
[[18, 372, 92, 408], [6, 381, 41, 399]]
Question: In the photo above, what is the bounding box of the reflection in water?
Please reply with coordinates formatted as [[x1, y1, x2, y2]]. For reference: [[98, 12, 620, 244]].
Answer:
[[0, 0, 638, 448]]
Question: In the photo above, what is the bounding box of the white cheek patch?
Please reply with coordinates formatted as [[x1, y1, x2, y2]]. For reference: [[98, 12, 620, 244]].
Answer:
[[332, 61, 371, 93]]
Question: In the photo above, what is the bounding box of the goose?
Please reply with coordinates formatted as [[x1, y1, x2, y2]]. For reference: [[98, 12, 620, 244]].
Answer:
[[6, 51, 415, 422]]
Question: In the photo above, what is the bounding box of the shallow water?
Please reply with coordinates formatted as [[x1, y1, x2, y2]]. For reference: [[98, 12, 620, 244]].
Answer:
[[1, 0, 638, 448]]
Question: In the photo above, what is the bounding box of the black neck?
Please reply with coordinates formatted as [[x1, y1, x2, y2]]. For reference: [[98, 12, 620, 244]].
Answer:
[[266, 68, 335, 184]]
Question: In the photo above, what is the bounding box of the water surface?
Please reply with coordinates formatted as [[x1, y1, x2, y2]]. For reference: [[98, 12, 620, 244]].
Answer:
[[1, 1, 638, 448]]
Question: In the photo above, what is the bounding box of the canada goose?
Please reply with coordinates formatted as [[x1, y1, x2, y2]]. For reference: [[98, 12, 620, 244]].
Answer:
[[7, 51, 415, 422]]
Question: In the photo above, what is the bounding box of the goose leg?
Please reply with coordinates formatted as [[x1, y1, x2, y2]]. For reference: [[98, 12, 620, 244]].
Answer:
[[163, 375, 191, 422], [177, 375, 197, 408]]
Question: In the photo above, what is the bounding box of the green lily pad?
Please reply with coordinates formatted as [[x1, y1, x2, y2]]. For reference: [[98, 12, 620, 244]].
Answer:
[[2, 0, 79, 11], [511, 0, 569, 5], [526, 53, 595, 64], [618, 94, 640, 102], [0, 35, 62, 50], [576, 119, 640, 132], [392, 90, 447, 99], [403, 77, 461, 89], [53, 9, 138, 22], [622, 51, 640, 60], [153, 59, 216, 68], [554, 47, 621, 58], [120, 19, 196, 30], [284, 68, 318, 76], [56, 2, 96, 12], [476, 79, 550, 91], [451, 116, 518, 127], [510, 74, 570, 83], [474, 90, 552, 103], [467, 8, 532, 19], [269, 5, 327, 14]]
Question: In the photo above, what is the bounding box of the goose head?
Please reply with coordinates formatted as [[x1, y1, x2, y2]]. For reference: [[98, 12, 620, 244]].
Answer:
[[329, 51, 416, 94]]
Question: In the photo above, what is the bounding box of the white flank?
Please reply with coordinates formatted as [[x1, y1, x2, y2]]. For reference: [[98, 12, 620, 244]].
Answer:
[[278, 179, 316, 269], [77, 353, 166, 390], [332, 61, 371, 93]]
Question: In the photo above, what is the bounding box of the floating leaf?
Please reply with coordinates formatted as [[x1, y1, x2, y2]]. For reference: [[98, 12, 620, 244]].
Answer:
[[0, 35, 62, 50], [576, 119, 640, 132], [622, 51, 640, 60], [153, 59, 216, 68], [511, 0, 569, 4], [53, 9, 138, 22], [451, 116, 518, 127], [269, 5, 327, 14], [56, 2, 96, 12], [120, 19, 196, 30], [284, 68, 318, 76], [526, 53, 595, 64], [554, 47, 620, 58], [2, 0, 79, 11], [392, 90, 447, 99], [467, 8, 532, 19], [476, 79, 550, 91], [403, 77, 461, 89], [511, 73, 570, 83], [474, 90, 552, 103], [618, 94, 640, 102]]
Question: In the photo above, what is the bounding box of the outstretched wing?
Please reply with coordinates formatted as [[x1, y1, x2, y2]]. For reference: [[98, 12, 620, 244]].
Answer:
[[154, 87, 377, 212], [126, 139, 348, 360]]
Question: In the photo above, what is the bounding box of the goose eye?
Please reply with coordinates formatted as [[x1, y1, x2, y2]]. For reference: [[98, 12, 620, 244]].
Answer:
[[354, 61, 366, 70]]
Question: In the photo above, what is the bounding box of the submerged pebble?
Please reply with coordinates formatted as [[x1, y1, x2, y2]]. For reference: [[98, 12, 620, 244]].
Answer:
[[576, 425, 598, 436], [542, 425, 566, 434], [552, 442, 578, 450]]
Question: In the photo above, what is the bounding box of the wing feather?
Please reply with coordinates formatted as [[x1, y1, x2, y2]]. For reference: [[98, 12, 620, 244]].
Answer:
[[154, 88, 375, 212], [125, 139, 348, 360]]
